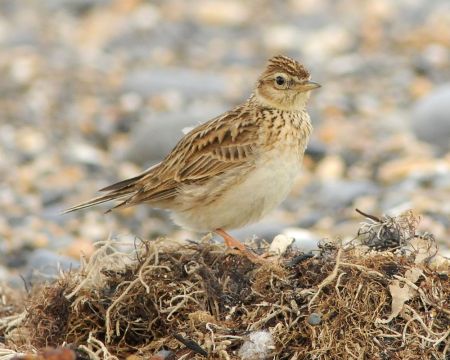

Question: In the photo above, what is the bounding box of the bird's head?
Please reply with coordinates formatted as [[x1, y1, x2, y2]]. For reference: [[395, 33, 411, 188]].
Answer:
[[255, 55, 320, 111]]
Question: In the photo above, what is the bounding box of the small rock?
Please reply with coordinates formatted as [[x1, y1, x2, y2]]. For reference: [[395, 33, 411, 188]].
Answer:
[[43, 0, 109, 13], [238, 331, 274, 360], [316, 155, 346, 181], [65, 142, 107, 167], [79, 214, 109, 242], [432, 171, 450, 189], [307, 312, 322, 325], [230, 221, 286, 243], [119, 92, 143, 112], [285, 228, 321, 253], [303, 26, 353, 60], [194, 0, 250, 26], [0, 265, 11, 284], [423, 44, 449, 67], [149, 350, 175, 360], [305, 139, 327, 162], [263, 25, 301, 51], [316, 180, 379, 209], [9, 55, 39, 84], [411, 84, 450, 154], [66, 238, 95, 258], [269, 234, 294, 255], [123, 68, 227, 98], [23, 249, 80, 284], [125, 106, 228, 165], [378, 157, 447, 184], [380, 187, 412, 215], [296, 211, 322, 228], [16, 127, 46, 155]]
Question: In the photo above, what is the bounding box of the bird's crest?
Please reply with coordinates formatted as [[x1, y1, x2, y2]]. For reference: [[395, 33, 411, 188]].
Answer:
[[265, 55, 310, 79]]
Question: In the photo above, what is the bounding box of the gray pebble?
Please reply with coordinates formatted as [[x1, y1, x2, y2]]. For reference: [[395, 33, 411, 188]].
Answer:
[[23, 249, 80, 284], [315, 180, 379, 209], [305, 139, 327, 162], [380, 182, 416, 213], [229, 221, 287, 243], [296, 211, 322, 228], [288, 229, 321, 253], [432, 172, 450, 189], [411, 84, 450, 154], [307, 312, 322, 326], [125, 106, 227, 165], [123, 68, 227, 98], [43, 0, 110, 12]]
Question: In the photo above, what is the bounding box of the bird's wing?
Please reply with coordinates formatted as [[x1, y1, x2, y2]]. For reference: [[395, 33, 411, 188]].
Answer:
[[121, 104, 261, 206], [65, 103, 261, 212]]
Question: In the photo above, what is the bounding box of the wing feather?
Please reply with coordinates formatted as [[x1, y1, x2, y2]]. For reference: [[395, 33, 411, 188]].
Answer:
[[126, 105, 260, 205], [65, 102, 261, 212]]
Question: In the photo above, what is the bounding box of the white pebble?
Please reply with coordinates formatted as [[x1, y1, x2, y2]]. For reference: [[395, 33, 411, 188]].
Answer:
[[269, 234, 294, 256], [238, 330, 274, 360]]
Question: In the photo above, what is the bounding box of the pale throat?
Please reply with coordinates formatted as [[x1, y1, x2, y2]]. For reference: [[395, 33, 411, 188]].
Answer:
[[254, 88, 311, 111]]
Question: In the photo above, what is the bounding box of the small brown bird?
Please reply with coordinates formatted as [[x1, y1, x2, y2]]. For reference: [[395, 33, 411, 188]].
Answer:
[[66, 55, 320, 256]]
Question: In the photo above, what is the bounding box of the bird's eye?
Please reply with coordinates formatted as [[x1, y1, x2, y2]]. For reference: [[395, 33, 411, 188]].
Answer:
[[275, 76, 286, 86]]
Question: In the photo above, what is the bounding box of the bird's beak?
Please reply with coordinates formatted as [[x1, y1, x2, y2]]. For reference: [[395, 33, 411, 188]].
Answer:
[[294, 80, 321, 92]]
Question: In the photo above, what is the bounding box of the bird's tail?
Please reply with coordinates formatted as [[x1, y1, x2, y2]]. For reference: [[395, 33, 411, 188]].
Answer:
[[63, 172, 148, 214]]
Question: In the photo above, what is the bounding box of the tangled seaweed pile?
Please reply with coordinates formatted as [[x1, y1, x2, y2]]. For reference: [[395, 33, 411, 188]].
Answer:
[[0, 212, 448, 359]]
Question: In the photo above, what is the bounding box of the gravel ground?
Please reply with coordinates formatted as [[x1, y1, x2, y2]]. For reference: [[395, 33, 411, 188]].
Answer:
[[0, 0, 449, 284]]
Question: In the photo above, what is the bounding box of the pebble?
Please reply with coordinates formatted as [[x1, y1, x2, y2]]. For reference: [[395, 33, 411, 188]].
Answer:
[[43, 0, 109, 12], [269, 234, 294, 255], [315, 155, 346, 181], [230, 221, 287, 243], [123, 68, 228, 98], [66, 238, 96, 258], [316, 180, 379, 209], [125, 106, 228, 165], [305, 139, 327, 162], [65, 142, 108, 167], [378, 157, 449, 184], [410, 84, 450, 154], [23, 249, 80, 284], [307, 312, 322, 326], [286, 228, 321, 253], [421, 44, 449, 68], [194, 1, 250, 26], [238, 331, 274, 360], [78, 214, 109, 242], [263, 25, 301, 51], [15, 127, 46, 155]]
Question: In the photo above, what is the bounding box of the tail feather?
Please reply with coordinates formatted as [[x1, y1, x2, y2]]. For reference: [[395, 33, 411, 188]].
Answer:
[[99, 173, 145, 192], [64, 180, 142, 214], [64, 162, 161, 214], [100, 162, 160, 192], [63, 192, 130, 214]]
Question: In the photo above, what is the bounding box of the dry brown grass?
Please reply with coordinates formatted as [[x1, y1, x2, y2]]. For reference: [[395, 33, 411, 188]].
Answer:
[[0, 211, 448, 359]]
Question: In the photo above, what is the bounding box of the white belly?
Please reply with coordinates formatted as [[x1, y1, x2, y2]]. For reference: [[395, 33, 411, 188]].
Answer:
[[172, 150, 301, 231]]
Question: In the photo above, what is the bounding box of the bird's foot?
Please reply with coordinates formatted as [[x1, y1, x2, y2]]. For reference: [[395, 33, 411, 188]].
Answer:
[[214, 228, 267, 264]]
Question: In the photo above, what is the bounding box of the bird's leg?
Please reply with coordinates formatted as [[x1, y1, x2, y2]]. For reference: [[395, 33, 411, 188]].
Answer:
[[215, 228, 247, 251], [214, 228, 264, 262]]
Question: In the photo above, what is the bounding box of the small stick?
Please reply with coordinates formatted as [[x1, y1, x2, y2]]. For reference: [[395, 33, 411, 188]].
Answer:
[[355, 208, 381, 223], [340, 262, 384, 278], [173, 333, 208, 357], [308, 247, 342, 309]]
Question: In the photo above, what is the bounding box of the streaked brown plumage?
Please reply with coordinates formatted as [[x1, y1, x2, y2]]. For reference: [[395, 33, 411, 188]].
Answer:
[[65, 55, 320, 255]]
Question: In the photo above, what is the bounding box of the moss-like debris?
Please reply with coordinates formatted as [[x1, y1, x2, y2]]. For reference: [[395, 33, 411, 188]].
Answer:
[[0, 211, 449, 359]]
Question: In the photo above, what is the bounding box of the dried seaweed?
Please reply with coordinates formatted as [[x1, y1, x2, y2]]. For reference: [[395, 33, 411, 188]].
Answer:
[[355, 209, 419, 250], [0, 212, 448, 359]]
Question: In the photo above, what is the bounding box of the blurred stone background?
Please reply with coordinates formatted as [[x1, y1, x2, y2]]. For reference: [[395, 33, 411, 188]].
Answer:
[[0, 0, 449, 285]]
